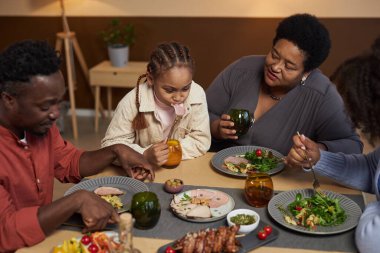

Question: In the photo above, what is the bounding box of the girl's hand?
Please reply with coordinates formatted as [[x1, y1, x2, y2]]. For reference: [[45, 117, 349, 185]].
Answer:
[[285, 134, 321, 168], [143, 141, 169, 166], [213, 114, 238, 140]]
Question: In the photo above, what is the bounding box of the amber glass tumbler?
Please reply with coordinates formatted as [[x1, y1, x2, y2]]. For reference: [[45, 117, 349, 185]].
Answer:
[[163, 139, 182, 167], [244, 172, 274, 207]]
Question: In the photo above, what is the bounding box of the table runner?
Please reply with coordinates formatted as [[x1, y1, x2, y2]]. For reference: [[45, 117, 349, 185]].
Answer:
[[137, 182, 364, 252], [62, 182, 364, 252]]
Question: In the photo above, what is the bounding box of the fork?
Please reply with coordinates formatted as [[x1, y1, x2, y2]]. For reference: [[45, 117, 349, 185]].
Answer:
[[296, 132, 321, 193]]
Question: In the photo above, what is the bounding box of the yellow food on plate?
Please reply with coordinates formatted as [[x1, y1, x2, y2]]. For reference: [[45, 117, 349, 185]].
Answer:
[[101, 194, 123, 209], [52, 232, 119, 253], [51, 237, 88, 253]]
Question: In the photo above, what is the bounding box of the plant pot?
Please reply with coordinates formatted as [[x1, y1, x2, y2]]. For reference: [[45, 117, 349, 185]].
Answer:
[[108, 44, 129, 67]]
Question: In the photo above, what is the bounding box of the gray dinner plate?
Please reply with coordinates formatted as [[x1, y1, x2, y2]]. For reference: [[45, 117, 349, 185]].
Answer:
[[268, 188, 363, 235], [64, 176, 149, 210], [211, 145, 285, 177]]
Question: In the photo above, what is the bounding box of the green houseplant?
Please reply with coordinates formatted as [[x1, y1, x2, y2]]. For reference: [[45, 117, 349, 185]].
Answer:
[[100, 18, 135, 67]]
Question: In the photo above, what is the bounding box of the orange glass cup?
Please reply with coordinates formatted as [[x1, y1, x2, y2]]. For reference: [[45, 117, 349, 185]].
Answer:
[[163, 139, 182, 167], [244, 172, 274, 207]]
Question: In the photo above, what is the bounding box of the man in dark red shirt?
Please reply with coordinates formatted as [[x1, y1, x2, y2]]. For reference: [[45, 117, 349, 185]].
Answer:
[[0, 40, 154, 252]]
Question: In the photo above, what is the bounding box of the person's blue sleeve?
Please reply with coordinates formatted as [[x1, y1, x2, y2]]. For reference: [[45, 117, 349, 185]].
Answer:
[[355, 201, 380, 253]]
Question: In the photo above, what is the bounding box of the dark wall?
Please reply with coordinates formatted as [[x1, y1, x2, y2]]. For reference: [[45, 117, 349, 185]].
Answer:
[[1, 16, 379, 109]]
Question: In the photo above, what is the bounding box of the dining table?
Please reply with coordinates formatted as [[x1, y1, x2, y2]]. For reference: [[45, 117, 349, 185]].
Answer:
[[16, 152, 365, 253]]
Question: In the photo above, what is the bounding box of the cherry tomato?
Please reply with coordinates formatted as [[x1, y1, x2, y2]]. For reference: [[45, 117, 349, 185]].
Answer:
[[263, 225, 273, 235], [88, 243, 99, 253], [165, 246, 176, 253], [255, 149, 262, 157], [81, 235, 92, 245], [257, 230, 267, 240], [295, 205, 303, 211]]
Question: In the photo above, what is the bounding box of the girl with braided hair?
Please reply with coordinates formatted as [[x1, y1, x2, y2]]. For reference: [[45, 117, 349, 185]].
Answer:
[[286, 36, 380, 253], [102, 42, 211, 167]]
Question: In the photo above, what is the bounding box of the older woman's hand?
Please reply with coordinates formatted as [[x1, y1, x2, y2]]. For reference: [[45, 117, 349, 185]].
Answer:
[[285, 134, 321, 168], [211, 114, 238, 140]]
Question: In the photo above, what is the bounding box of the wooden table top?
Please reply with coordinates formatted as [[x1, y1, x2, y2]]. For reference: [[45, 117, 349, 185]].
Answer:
[[17, 152, 361, 253]]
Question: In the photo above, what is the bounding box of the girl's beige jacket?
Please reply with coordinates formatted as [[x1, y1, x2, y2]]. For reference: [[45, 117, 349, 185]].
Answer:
[[101, 81, 211, 160]]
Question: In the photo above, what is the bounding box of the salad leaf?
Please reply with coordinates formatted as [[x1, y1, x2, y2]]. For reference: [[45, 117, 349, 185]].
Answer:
[[285, 192, 347, 229], [244, 149, 280, 172]]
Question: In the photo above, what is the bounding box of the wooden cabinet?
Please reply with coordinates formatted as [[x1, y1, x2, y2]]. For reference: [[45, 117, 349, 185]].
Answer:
[[89, 61, 147, 132]]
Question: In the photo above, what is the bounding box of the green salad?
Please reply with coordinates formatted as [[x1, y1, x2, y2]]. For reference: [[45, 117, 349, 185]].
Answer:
[[278, 192, 347, 229], [244, 149, 280, 172], [224, 148, 281, 174]]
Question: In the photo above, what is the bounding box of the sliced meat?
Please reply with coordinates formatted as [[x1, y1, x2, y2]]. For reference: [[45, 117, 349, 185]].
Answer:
[[203, 229, 215, 253], [173, 226, 240, 253], [171, 201, 198, 216], [225, 225, 240, 253], [94, 186, 124, 196], [194, 231, 206, 253], [190, 189, 215, 199], [182, 233, 196, 253], [224, 156, 249, 165], [186, 205, 212, 218], [209, 191, 230, 208]]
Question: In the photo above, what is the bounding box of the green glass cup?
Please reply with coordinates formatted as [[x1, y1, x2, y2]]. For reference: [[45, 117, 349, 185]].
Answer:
[[228, 108, 254, 136], [131, 191, 161, 229]]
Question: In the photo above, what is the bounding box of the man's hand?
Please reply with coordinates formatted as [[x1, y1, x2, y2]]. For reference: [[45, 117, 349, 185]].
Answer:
[[143, 141, 169, 166], [113, 144, 155, 181], [75, 190, 120, 233], [211, 114, 238, 140], [285, 134, 321, 168], [37, 189, 120, 235]]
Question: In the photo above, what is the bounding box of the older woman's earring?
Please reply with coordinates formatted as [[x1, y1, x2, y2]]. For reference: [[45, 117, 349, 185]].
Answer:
[[300, 75, 307, 85]]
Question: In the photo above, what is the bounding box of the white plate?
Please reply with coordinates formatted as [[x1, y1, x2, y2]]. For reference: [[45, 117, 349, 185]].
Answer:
[[64, 176, 149, 210], [268, 189, 363, 235], [171, 189, 235, 223], [211, 146, 285, 177]]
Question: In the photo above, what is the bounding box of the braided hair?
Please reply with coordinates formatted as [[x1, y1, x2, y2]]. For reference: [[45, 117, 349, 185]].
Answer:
[[132, 42, 194, 130], [0, 40, 61, 96], [331, 37, 380, 144]]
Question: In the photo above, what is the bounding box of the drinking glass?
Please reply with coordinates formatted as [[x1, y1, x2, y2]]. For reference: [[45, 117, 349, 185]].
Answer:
[[244, 172, 274, 207], [228, 109, 254, 136], [163, 139, 182, 167], [131, 192, 161, 229]]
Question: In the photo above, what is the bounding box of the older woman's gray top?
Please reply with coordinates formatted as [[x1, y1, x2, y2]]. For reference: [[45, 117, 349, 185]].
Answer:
[[206, 55, 363, 155]]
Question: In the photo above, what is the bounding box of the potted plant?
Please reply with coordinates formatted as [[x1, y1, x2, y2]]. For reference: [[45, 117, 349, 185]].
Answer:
[[101, 18, 135, 67]]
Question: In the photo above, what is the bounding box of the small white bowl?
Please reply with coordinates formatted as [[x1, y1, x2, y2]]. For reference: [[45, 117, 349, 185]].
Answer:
[[227, 209, 260, 234]]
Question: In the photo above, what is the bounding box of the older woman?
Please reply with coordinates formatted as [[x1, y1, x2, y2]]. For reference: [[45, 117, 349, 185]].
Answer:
[[286, 37, 380, 253], [206, 13, 362, 156]]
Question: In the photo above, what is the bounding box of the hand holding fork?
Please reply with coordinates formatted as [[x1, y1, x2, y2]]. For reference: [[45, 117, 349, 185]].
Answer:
[[295, 132, 322, 193]]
